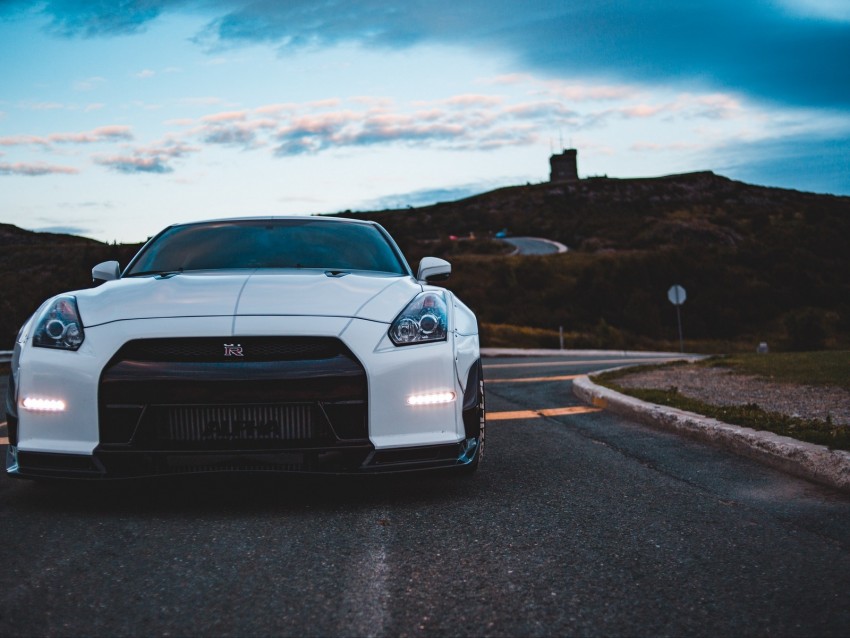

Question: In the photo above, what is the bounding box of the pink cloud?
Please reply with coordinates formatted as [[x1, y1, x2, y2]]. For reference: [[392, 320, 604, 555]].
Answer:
[[94, 139, 199, 174], [0, 162, 79, 176], [49, 125, 134, 144], [444, 94, 504, 107], [201, 110, 248, 123], [620, 104, 665, 118], [0, 125, 133, 147], [0, 135, 51, 147], [546, 83, 637, 102], [254, 103, 298, 116]]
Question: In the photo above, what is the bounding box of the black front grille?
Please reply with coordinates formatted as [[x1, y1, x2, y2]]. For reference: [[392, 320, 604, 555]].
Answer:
[[98, 336, 369, 452]]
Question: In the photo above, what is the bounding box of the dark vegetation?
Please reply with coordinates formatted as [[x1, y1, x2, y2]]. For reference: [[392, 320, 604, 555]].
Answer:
[[0, 224, 140, 345], [338, 171, 850, 352], [2, 171, 849, 351]]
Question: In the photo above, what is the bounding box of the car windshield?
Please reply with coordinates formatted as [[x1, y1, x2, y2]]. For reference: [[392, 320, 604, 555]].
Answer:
[[125, 219, 409, 276]]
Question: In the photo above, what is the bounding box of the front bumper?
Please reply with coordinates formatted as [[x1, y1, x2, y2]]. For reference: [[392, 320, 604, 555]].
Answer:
[[9, 315, 481, 479], [6, 436, 482, 479]]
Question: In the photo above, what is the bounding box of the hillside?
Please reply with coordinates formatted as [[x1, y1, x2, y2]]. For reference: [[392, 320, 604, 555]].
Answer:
[[337, 172, 850, 351], [2, 172, 848, 351], [0, 225, 140, 346]]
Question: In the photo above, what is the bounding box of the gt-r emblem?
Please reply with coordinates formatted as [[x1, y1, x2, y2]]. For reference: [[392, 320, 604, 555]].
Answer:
[[223, 343, 244, 357]]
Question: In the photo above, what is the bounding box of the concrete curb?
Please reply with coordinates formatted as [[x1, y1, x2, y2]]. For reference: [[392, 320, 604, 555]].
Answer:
[[573, 373, 850, 493], [481, 348, 695, 358]]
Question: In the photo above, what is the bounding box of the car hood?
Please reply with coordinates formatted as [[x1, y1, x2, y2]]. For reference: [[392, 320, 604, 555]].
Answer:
[[74, 270, 423, 327]]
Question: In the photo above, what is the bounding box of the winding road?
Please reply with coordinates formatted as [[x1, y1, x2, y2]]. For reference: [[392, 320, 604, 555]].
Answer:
[[501, 236, 568, 255]]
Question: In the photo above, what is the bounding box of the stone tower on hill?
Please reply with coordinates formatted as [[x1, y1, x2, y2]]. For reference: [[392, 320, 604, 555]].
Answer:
[[549, 149, 578, 182]]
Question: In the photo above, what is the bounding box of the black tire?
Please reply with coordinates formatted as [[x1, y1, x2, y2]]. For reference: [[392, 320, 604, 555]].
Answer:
[[459, 377, 485, 475]]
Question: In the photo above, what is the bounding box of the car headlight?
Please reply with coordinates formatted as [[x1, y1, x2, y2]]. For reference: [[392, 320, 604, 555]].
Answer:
[[32, 296, 85, 351], [389, 292, 449, 346]]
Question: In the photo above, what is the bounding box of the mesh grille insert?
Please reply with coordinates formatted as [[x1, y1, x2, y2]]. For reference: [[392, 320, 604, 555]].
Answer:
[[155, 404, 324, 443]]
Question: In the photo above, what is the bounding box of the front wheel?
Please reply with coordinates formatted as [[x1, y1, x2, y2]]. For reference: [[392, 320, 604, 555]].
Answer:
[[460, 377, 485, 475]]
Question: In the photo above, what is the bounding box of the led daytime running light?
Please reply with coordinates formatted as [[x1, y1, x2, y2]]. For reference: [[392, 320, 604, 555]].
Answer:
[[22, 397, 67, 412], [407, 391, 456, 406]]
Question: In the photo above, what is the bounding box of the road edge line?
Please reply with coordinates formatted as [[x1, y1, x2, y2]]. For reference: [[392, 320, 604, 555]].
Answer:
[[572, 373, 850, 493]]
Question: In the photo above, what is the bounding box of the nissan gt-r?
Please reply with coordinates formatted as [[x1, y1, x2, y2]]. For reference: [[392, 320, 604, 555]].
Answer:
[[5, 216, 484, 479]]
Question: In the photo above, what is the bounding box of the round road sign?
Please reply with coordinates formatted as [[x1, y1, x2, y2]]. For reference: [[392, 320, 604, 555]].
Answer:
[[667, 285, 687, 306]]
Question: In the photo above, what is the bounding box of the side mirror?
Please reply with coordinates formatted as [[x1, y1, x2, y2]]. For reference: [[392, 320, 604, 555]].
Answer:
[[417, 257, 451, 283], [92, 260, 120, 283]]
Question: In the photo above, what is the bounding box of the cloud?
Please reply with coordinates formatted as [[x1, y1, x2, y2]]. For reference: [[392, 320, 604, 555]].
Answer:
[[94, 155, 173, 174], [196, 1, 850, 110], [0, 162, 79, 176], [201, 110, 248, 123], [440, 94, 504, 108], [0, 125, 133, 147], [135, 69, 156, 79], [578, 93, 745, 129], [543, 83, 638, 103], [365, 182, 514, 210], [73, 76, 106, 91], [21, 0, 169, 37], [179, 96, 226, 107], [34, 225, 93, 235], [201, 125, 257, 147], [709, 132, 850, 196], [7, 1, 850, 109], [267, 103, 546, 156], [94, 139, 199, 174], [197, 116, 276, 148], [178, 89, 754, 158], [630, 142, 705, 153], [504, 102, 577, 120]]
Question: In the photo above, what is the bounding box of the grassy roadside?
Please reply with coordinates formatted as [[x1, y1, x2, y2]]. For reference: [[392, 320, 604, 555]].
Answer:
[[704, 351, 850, 391], [594, 352, 850, 452]]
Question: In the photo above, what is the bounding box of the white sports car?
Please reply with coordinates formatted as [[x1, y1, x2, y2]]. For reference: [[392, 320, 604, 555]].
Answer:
[[5, 217, 484, 479]]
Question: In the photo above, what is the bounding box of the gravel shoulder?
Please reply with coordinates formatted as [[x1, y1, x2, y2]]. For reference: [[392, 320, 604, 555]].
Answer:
[[615, 363, 850, 426]]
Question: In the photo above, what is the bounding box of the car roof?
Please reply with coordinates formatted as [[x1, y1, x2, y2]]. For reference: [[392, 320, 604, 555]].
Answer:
[[169, 215, 376, 228]]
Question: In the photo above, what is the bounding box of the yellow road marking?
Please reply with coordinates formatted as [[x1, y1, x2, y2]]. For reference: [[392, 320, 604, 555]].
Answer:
[[488, 406, 601, 421], [484, 357, 674, 370], [487, 374, 580, 383]]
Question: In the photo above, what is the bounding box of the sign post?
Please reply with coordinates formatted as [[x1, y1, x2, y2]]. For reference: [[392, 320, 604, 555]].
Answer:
[[667, 285, 687, 353]]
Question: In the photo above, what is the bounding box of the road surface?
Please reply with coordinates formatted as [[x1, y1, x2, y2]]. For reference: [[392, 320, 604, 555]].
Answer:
[[501, 236, 568, 255], [1, 353, 849, 636]]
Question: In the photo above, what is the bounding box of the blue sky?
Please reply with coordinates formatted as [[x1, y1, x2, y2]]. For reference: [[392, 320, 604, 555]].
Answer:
[[1, 0, 849, 243]]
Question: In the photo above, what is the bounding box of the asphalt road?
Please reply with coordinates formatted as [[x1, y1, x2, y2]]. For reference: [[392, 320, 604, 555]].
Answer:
[[501, 237, 567, 255], [2, 353, 850, 637]]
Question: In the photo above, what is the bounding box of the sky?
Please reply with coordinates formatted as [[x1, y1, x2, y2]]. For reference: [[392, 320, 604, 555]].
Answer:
[[1, 0, 849, 243]]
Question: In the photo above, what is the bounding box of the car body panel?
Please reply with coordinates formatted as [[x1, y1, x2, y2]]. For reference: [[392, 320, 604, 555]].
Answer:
[[232, 270, 419, 321], [76, 274, 246, 327]]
